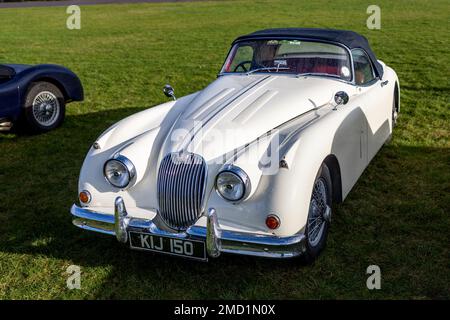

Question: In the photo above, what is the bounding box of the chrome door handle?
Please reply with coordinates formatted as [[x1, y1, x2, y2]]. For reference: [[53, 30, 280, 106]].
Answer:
[[381, 80, 389, 87]]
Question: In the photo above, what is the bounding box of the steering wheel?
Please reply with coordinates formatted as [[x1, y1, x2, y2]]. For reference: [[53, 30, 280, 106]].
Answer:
[[233, 60, 252, 72]]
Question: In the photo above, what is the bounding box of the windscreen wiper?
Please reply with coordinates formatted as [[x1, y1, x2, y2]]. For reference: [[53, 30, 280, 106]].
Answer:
[[296, 72, 341, 79], [246, 66, 291, 75]]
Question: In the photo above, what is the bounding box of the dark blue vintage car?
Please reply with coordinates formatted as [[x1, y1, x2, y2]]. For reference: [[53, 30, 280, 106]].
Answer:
[[0, 63, 83, 133]]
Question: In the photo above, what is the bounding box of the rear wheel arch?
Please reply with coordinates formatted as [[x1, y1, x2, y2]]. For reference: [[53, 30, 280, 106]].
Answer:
[[25, 77, 70, 103]]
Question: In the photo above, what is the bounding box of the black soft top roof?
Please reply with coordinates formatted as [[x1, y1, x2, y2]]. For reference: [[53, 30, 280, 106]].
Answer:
[[233, 28, 383, 78]]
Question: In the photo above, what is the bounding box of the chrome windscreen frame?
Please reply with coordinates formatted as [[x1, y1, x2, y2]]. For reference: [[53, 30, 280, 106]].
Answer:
[[217, 36, 356, 86]]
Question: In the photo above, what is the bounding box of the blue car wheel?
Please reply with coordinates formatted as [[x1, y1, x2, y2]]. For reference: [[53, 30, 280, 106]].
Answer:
[[22, 82, 66, 133]]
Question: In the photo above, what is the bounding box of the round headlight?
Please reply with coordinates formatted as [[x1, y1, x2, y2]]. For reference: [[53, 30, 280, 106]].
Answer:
[[215, 167, 250, 202], [104, 155, 136, 189]]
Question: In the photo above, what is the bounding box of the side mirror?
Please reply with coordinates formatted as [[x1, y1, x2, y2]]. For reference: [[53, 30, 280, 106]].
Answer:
[[163, 84, 176, 101], [334, 91, 349, 107]]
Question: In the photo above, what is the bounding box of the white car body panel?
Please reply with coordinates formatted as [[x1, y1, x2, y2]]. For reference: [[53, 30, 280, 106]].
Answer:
[[77, 64, 399, 238]]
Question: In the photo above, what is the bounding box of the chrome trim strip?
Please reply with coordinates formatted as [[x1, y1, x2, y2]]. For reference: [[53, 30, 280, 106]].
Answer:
[[71, 204, 115, 224], [73, 218, 115, 236], [70, 201, 306, 259]]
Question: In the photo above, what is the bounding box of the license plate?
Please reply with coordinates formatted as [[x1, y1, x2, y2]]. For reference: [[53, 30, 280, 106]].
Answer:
[[129, 231, 207, 261]]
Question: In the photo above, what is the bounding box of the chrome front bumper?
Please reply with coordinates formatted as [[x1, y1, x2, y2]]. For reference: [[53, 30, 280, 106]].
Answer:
[[71, 197, 306, 259]]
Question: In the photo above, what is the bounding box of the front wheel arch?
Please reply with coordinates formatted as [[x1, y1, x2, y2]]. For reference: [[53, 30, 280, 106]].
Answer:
[[323, 154, 343, 204], [394, 81, 400, 114]]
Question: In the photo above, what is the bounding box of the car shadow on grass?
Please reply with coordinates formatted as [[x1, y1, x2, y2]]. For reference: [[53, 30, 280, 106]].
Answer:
[[0, 107, 449, 299]]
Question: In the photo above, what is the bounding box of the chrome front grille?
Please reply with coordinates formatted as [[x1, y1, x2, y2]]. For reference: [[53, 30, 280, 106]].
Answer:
[[157, 153, 207, 230]]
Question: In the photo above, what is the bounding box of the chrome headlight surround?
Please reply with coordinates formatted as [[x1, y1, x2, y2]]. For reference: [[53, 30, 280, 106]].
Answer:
[[215, 165, 251, 202], [103, 154, 136, 189]]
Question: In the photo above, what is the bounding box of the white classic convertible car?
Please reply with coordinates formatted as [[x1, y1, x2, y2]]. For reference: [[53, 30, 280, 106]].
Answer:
[[71, 28, 400, 262]]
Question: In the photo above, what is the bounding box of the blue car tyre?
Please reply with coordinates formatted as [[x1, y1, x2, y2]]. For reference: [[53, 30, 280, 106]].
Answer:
[[22, 81, 66, 133]]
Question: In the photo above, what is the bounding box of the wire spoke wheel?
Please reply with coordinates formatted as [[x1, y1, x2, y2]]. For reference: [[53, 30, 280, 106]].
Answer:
[[32, 91, 60, 127], [307, 177, 329, 247]]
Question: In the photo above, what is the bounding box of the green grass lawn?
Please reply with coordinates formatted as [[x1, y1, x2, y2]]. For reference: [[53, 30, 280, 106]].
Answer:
[[0, 0, 449, 299]]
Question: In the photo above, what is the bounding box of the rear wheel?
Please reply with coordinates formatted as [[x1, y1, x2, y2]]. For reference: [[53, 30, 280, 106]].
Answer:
[[22, 82, 65, 133], [302, 163, 332, 263]]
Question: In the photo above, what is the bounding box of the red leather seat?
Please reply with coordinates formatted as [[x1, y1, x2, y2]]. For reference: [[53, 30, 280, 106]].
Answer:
[[310, 64, 339, 75], [291, 58, 339, 75]]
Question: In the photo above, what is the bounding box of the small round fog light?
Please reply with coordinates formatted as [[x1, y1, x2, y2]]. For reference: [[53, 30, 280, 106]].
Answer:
[[79, 190, 91, 204], [265, 215, 280, 230]]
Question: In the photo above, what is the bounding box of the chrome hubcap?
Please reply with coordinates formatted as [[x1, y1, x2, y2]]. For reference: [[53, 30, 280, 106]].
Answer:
[[307, 178, 330, 247], [32, 91, 60, 126]]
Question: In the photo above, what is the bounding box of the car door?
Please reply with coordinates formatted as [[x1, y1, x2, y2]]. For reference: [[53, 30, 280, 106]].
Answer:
[[352, 49, 391, 162], [0, 67, 19, 119]]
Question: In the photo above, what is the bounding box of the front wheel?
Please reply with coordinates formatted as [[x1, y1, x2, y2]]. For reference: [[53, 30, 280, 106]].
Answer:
[[385, 91, 398, 145], [22, 82, 66, 133], [302, 163, 332, 263], [392, 91, 398, 128]]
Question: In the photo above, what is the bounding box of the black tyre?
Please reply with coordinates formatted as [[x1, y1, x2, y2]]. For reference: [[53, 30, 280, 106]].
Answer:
[[302, 163, 333, 263], [22, 82, 65, 133]]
